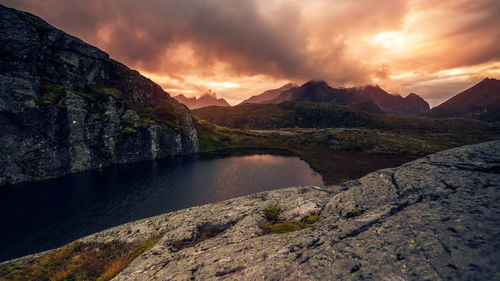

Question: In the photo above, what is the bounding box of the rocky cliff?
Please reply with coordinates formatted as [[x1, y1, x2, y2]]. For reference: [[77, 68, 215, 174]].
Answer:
[[0, 5, 199, 185], [5, 141, 494, 280]]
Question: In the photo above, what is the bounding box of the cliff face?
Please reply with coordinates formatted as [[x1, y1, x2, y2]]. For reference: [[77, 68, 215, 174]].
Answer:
[[0, 5, 199, 185], [10, 141, 493, 280]]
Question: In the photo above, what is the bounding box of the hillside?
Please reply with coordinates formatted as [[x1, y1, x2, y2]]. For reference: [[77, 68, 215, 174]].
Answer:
[[192, 101, 492, 132], [174, 90, 230, 109], [0, 5, 199, 185], [427, 77, 500, 122], [244, 80, 430, 115]]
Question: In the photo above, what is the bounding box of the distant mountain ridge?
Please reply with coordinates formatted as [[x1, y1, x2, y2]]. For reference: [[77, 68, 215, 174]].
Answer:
[[240, 83, 298, 104], [174, 90, 230, 109], [242, 80, 430, 116], [427, 78, 500, 122]]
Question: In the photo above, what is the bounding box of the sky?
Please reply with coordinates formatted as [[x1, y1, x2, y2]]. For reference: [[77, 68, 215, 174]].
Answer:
[[2, 0, 500, 106]]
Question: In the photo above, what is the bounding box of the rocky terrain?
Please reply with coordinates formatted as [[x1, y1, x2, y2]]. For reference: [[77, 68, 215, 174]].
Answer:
[[4, 141, 497, 280], [0, 5, 198, 185]]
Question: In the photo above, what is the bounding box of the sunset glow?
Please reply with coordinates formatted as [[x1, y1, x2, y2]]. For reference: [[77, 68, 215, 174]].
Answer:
[[3, 0, 499, 106]]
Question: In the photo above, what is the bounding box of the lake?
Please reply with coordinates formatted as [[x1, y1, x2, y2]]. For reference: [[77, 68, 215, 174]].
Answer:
[[0, 153, 323, 261]]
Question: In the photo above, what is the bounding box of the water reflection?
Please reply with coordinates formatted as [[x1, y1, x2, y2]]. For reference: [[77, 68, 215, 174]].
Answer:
[[0, 153, 322, 261]]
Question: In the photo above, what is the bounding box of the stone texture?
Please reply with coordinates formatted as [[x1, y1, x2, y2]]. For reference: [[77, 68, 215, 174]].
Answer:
[[46, 141, 498, 280], [0, 5, 199, 185]]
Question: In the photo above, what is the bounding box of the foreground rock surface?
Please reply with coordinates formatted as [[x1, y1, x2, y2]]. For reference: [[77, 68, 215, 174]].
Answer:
[[0, 5, 198, 185], [29, 141, 494, 280]]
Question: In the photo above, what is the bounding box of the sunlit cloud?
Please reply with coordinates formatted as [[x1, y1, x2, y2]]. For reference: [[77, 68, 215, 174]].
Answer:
[[2, 0, 498, 105]]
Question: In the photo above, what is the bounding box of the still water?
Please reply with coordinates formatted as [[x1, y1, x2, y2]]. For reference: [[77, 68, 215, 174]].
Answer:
[[0, 154, 322, 261]]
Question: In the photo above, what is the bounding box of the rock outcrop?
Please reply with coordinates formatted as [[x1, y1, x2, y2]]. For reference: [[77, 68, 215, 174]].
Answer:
[[0, 5, 199, 185], [11, 141, 493, 280]]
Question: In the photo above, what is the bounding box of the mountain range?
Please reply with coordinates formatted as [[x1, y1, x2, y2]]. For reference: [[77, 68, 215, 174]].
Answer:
[[241, 80, 430, 116], [238, 79, 499, 122], [174, 90, 230, 109]]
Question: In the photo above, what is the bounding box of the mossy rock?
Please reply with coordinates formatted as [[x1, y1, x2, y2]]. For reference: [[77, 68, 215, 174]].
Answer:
[[263, 206, 280, 221]]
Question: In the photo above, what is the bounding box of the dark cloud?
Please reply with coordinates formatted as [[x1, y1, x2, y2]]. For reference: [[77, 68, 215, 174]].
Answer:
[[1, 0, 499, 103], [0, 0, 407, 85]]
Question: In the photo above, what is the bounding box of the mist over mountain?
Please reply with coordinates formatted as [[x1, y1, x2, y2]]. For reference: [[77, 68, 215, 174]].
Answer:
[[174, 90, 230, 109], [427, 78, 500, 122]]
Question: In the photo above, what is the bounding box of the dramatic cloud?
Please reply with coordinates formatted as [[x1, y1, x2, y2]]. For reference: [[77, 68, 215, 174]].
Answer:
[[2, 0, 499, 106]]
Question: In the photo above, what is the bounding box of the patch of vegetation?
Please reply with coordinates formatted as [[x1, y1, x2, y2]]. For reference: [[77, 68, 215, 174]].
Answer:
[[0, 235, 161, 281], [87, 85, 125, 100], [36, 78, 65, 107], [138, 102, 183, 130], [303, 215, 322, 224], [121, 127, 138, 134], [344, 208, 365, 219], [121, 119, 157, 134], [263, 206, 280, 221], [259, 206, 321, 235], [260, 220, 309, 234]]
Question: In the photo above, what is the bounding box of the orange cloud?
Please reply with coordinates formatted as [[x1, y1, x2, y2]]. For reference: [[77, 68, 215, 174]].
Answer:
[[2, 0, 499, 106]]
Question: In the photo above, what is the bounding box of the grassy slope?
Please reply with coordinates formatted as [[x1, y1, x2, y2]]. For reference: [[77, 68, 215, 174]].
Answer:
[[0, 235, 161, 281], [192, 101, 496, 131]]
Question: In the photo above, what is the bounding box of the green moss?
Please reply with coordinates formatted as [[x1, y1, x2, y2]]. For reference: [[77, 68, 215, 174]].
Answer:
[[261, 220, 309, 234], [122, 119, 157, 129], [259, 208, 321, 235], [302, 215, 321, 224], [0, 235, 161, 281], [263, 206, 280, 221], [37, 79, 65, 106], [121, 127, 137, 134], [344, 208, 365, 219], [88, 85, 125, 100]]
